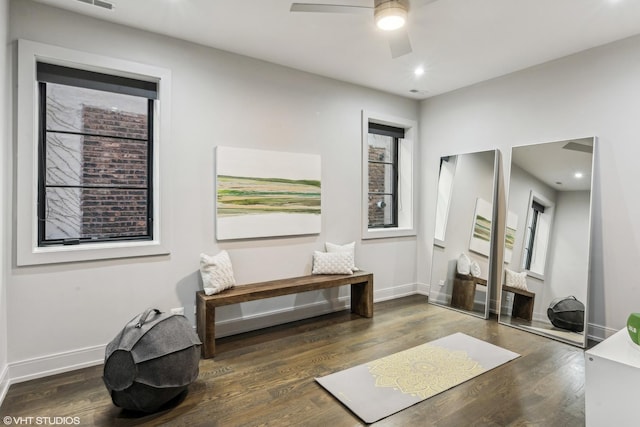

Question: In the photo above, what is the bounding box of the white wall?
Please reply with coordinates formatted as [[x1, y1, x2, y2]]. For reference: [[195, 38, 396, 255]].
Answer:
[[420, 31, 640, 340], [6, 0, 419, 383], [0, 0, 9, 403], [545, 190, 591, 308]]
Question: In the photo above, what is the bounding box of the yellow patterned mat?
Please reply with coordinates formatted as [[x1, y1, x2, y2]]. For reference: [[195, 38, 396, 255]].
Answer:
[[316, 332, 519, 423], [367, 343, 485, 400]]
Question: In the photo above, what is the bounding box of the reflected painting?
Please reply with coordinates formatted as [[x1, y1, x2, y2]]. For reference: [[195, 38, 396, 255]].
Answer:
[[504, 211, 518, 264], [215, 146, 321, 240], [469, 198, 492, 257]]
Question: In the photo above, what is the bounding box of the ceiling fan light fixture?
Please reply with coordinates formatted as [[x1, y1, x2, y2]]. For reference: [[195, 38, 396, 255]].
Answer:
[[375, 1, 408, 31]]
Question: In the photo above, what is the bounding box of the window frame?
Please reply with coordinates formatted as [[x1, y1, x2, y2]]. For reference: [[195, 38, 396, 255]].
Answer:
[[522, 191, 554, 279], [367, 123, 401, 229], [361, 111, 417, 240], [36, 67, 156, 247], [433, 155, 457, 247], [17, 40, 172, 265]]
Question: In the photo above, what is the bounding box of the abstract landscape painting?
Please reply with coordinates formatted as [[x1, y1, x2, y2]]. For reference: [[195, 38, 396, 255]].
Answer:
[[215, 146, 321, 240], [469, 198, 492, 257], [504, 211, 518, 264]]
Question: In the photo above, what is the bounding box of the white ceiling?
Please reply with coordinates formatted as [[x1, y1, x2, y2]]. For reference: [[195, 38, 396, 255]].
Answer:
[[511, 138, 594, 192], [32, 0, 640, 99]]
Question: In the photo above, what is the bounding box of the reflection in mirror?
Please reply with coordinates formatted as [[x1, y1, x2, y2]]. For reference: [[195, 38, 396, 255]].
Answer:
[[434, 156, 457, 246], [499, 137, 595, 347], [429, 150, 499, 319]]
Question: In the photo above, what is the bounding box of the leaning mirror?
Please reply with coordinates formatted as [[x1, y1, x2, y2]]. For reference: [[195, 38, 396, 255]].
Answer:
[[498, 137, 595, 347], [429, 149, 499, 319]]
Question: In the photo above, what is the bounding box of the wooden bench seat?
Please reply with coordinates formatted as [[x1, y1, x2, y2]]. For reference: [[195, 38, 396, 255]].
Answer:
[[502, 285, 535, 321], [196, 271, 374, 358], [451, 273, 488, 311]]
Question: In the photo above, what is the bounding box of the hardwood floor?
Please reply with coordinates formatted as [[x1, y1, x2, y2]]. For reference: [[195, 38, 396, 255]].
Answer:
[[0, 295, 587, 426]]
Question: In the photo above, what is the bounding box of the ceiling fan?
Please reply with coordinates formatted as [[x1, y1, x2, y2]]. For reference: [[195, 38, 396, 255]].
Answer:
[[290, 0, 433, 59], [563, 141, 593, 154]]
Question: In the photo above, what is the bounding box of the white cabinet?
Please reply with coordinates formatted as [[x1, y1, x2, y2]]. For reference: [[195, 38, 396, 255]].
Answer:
[[585, 328, 640, 427]]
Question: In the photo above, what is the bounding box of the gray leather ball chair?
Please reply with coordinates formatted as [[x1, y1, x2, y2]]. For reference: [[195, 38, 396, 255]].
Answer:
[[103, 309, 201, 413]]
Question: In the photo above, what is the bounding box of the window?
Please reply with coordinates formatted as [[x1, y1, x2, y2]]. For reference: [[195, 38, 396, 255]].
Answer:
[[523, 200, 544, 270], [434, 155, 457, 245], [37, 63, 157, 247], [522, 192, 554, 277], [367, 123, 402, 228], [17, 40, 172, 265], [361, 111, 416, 239]]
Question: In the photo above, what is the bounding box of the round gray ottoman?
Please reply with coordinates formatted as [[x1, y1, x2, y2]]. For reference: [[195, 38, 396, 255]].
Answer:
[[103, 309, 201, 413]]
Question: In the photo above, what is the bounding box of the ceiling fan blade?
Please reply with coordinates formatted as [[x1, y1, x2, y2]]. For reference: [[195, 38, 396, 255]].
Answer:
[[563, 142, 593, 154], [387, 28, 412, 58], [290, 3, 373, 14]]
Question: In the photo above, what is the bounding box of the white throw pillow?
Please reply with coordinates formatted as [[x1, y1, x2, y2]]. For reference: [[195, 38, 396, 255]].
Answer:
[[200, 250, 236, 295], [470, 261, 481, 277], [325, 241, 359, 271], [312, 251, 354, 275], [457, 253, 471, 275], [505, 269, 528, 291]]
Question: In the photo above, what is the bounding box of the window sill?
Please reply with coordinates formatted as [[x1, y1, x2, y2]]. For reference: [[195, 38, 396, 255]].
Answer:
[[18, 239, 170, 266], [525, 270, 545, 281], [362, 227, 416, 240]]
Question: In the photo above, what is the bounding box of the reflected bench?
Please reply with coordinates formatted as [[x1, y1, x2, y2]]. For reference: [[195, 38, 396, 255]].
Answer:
[[451, 273, 487, 311], [502, 285, 535, 321]]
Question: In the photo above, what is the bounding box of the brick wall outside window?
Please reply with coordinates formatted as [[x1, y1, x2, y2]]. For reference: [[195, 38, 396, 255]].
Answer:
[[81, 106, 149, 238], [368, 146, 388, 226]]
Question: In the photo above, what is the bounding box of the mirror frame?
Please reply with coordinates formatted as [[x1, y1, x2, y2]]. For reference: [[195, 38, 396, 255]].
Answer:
[[498, 137, 595, 347], [429, 149, 500, 320]]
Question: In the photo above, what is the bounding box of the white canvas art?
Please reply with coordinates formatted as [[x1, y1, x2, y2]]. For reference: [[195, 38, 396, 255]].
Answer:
[[469, 198, 492, 257], [215, 146, 321, 240], [504, 211, 518, 264]]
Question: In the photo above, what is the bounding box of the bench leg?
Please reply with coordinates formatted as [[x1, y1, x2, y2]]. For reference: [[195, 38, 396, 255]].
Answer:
[[196, 298, 216, 359], [351, 277, 373, 318], [512, 293, 534, 322]]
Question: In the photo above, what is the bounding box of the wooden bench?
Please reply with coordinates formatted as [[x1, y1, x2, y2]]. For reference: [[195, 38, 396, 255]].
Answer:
[[502, 285, 535, 321], [451, 273, 488, 311], [196, 271, 373, 358]]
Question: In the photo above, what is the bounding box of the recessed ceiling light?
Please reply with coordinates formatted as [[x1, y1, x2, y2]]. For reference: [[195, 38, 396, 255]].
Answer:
[[414, 67, 425, 76], [574, 172, 584, 178]]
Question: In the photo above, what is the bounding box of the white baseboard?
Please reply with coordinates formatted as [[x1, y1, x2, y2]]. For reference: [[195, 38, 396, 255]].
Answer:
[[374, 282, 420, 302], [217, 282, 419, 337], [416, 282, 429, 296], [3, 283, 422, 386], [0, 363, 9, 405], [588, 322, 619, 343], [489, 298, 499, 314], [8, 345, 104, 385], [215, 297, 351, 338]]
